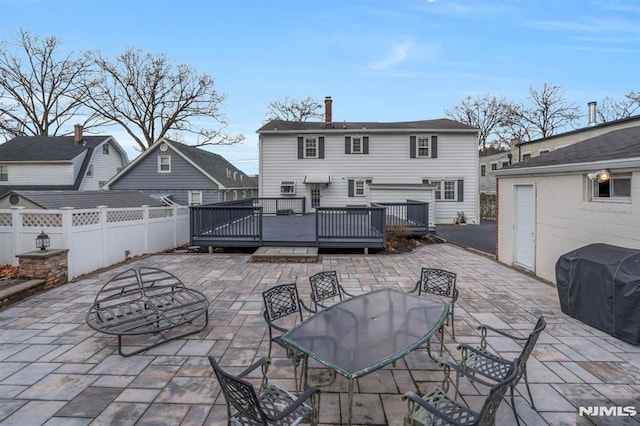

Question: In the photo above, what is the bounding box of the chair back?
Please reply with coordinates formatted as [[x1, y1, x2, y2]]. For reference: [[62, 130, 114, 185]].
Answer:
[[208, 356, 264, 424], [262, 283, 304, 324], [418, 268, 457, 299], [515, 316, 546, 381], [476, 358, 520, 425], [309, 271, 342, 308]]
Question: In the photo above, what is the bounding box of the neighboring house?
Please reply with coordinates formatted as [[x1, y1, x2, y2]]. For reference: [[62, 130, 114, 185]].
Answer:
[[495, 126, 640, 283], [509, 103, 640, 164], [0, 125, 128, 198], [106, 138, 258, 205], [257, 97, 480, 225], [479, 150, 511, 194], [0, 190, 165, 209]]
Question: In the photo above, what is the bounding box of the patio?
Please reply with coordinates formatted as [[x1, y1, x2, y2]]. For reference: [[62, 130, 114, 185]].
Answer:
[[0, 244, 638, 425]]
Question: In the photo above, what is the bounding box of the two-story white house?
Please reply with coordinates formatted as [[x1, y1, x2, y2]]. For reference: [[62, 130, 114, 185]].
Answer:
[[257, 97, 480, 225], [0, 125, 128, 198]]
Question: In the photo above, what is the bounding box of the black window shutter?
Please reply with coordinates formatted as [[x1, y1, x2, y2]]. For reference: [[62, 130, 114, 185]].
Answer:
[[363, 136, 369, 154], [319, 136, 325, 159], [431, 135, 438, 158], [348, 179, 354, 197], [345, 136, 351, 154], [457, 179, 464, 202], [297, 137, 304, 159], [410, 136, 416, 158]]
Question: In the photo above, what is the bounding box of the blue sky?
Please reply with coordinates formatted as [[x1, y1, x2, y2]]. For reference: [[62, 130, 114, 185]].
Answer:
[[1, 0, 638, 174]]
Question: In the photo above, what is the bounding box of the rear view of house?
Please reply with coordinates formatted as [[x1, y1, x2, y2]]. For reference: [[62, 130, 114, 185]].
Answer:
[[257, 97, 480, 225]]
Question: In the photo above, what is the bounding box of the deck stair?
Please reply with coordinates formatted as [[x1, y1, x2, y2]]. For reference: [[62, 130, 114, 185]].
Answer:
[[251, 246, 318, 263]]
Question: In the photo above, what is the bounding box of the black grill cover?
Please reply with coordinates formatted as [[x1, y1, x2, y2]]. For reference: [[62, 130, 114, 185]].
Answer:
[[556, 243, 640, 344]]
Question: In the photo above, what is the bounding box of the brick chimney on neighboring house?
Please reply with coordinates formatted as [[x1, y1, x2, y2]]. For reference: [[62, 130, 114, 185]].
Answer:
[[74, 124, 84, 144], [324, 96, 333, 127], [588, 101, 597, 127]]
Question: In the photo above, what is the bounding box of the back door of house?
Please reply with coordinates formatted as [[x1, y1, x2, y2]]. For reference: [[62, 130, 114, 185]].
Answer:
[[515, 184, 535, 271]]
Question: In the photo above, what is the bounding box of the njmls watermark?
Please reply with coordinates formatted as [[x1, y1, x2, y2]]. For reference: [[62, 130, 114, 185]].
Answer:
[[577, 400, 639, 425]]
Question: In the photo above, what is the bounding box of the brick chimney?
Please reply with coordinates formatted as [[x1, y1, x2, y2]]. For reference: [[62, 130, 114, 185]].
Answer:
[[588, 101, 597, 127], [74, 124, 83, 144], [324, 96, 333, 127]]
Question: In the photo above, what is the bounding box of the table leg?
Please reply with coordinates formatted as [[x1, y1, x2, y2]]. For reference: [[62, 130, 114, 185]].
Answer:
[[348, 378, 354, 426]]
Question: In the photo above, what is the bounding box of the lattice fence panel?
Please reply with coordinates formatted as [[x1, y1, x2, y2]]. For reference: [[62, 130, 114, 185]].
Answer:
[[73, 212, 101, 227], [107, 210, 143, 223], [22, 213, 62, 227], [149, 209, 174, 219], [0, 213, 12, 227], [177, 207, 190, 216]]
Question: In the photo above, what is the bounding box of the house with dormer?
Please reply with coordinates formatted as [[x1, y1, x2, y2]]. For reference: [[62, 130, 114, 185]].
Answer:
[[105, 138, 258, 205], [0, 125, 128, 198], [257, 97, 480, 225]]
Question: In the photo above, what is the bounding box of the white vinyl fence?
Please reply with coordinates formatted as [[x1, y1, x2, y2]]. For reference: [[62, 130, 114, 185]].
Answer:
[[0, 206, 190, 279]]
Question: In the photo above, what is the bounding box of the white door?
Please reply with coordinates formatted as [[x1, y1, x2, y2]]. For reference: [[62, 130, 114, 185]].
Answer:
[[515, 185, 535, 271]]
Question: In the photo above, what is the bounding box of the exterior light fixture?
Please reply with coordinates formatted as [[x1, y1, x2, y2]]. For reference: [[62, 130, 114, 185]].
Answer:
[[587, 169, 611, 183], [36, 230, 50, 251]]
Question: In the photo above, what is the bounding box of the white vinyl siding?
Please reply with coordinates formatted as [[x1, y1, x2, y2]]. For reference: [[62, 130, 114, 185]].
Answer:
[[1, 163, 74, 185], [79, 142, 128, 191], [259, 131, 478, 223]]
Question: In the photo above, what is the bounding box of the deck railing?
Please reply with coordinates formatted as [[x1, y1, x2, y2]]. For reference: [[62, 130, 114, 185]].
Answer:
[[373, 200, 429, 233], [190, 201, 262, 243], [252, 197, 306, 215], [315, 206, 386, 245]]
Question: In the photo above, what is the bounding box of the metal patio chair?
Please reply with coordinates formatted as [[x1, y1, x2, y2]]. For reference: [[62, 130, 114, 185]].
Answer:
[[409, 268, 459, 356], [209, 355, 320, 426], [403, 358, 519, 426], [454, 316, 546, 426], [308, 271, 356, 311], [262, 283, 315, 393]]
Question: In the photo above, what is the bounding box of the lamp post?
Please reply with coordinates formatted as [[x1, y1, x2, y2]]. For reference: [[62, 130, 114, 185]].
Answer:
[[36, 230, 50, 251]]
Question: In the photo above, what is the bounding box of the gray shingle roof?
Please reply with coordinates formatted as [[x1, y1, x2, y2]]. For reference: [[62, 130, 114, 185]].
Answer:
[[257, 118, 477, 132], [167, 141, 257, 188], [505, 126, 640, 170], [0, 136, 109, 161], [3, 190, 165, 209]]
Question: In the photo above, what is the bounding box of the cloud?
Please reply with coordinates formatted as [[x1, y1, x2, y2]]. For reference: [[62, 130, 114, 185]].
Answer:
[[370, 40, 415, 71]]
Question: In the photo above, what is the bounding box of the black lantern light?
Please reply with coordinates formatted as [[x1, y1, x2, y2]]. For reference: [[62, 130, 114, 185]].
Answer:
[[36, 230, 50, 251]]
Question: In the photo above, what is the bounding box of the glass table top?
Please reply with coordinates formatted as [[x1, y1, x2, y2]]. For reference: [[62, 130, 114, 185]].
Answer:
[[280, 288, 449, 380]]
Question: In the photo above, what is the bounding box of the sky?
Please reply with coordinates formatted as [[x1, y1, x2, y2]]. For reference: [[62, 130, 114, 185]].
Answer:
[[0, 0, 638, 175]]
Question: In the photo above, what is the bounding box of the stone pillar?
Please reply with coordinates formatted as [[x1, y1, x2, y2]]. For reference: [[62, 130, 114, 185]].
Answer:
[[16, 249, 69, 287]]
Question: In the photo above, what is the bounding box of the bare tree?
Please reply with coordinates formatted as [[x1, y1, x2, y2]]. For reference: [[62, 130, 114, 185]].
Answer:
[[83, 48, 243, 151], [0, 29, 95, 138], [513, 83, 580, 139], [266, 96, 323, 121], [445, 94, 514, 150], [597, 91, 640, 122]]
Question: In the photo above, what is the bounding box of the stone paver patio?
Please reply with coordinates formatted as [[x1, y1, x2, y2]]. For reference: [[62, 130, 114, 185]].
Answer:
[[0, 243, 639, 425]]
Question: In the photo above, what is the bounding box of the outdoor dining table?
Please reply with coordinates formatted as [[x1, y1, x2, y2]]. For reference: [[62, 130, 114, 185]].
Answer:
[[280, 287, 449, 425]]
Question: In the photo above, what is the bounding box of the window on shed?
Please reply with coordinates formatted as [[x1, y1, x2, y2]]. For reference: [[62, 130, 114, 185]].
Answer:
[[102, 144, 109, 155], [0, 165, 7, 181], [280, 181, 295, 194], [158, 155, 171, 173], [592, 175, 631, 201]]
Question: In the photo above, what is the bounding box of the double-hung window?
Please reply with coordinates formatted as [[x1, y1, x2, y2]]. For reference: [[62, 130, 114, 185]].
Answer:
[[352, 137, 362, 154], [158, 155, 171, 173], [417, 136, 430, 157], [354, 180, 365, 196], [0, 165, 7, 182], [592, 175, 631, 201], [305, 137, 318, 158], [102, 144, 109, 155], [432, 179, 463, 201]]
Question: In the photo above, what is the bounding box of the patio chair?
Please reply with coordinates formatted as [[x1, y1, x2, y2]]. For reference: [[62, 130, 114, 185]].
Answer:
[[262, 283, 315, 393], [308, 271, 356, 311], [209, 355, 320, 426], [454, 316, 546, 426], [409, 268, 459, 356], [403, 358, 519, 426]]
